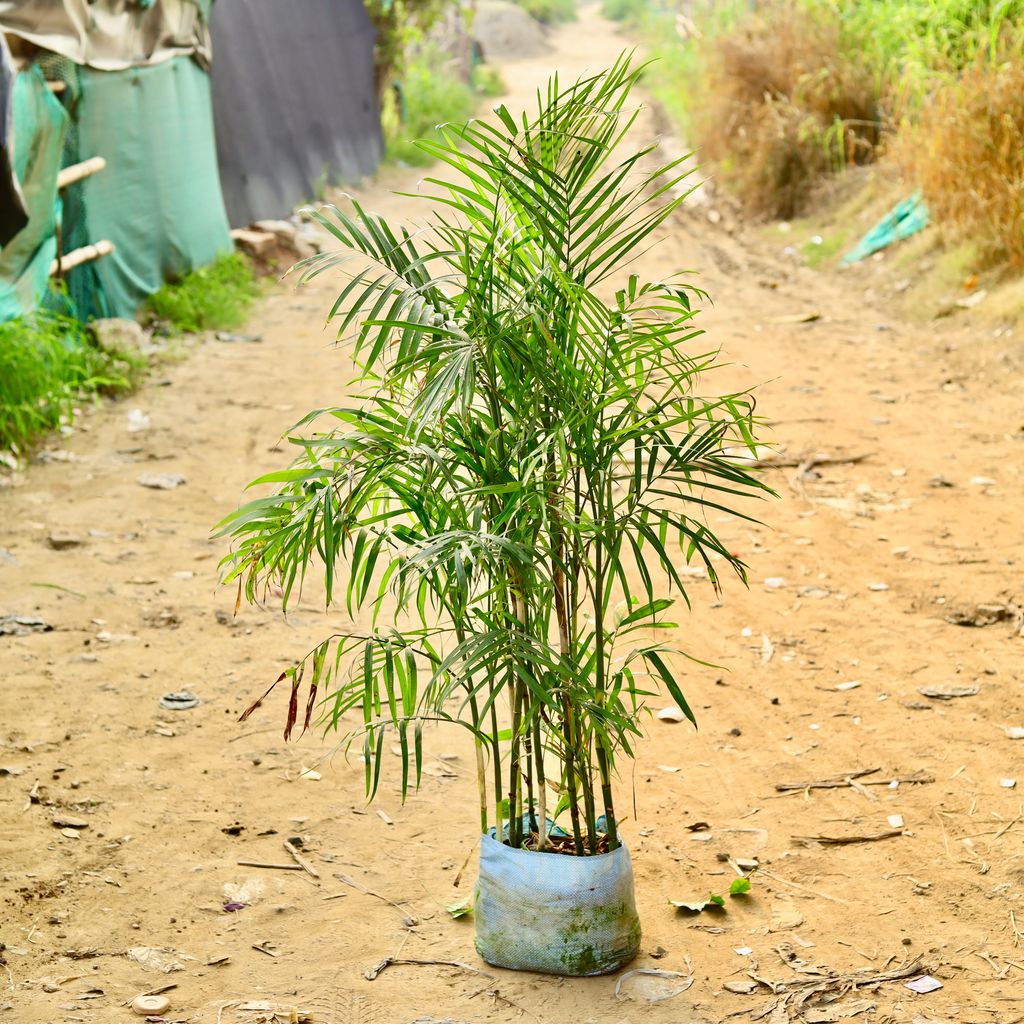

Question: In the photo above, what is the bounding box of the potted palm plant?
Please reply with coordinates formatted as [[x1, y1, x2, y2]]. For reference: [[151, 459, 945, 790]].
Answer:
[[217, 55, 769, 977]]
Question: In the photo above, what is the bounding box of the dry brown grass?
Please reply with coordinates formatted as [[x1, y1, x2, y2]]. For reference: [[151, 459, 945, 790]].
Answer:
[[906, 57, 1024, 269], [694, 1, 879, 219]]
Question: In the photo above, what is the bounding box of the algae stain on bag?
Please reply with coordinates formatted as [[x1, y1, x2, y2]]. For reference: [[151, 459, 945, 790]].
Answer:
[[474, 834, 641, 976]]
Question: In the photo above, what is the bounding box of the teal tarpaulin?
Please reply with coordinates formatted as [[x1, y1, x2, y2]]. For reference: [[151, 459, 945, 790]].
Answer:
[[70, 55, 232, 319], [841, 192, 930, 265], [0, 67, 68, 323]]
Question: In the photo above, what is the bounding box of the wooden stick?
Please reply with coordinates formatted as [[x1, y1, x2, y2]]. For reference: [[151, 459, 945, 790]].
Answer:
[[236, 859, 303, 871], [775, 767, 879, 791], [49, 240, 114, 276], [363, 956, 492, 982], [282, 840, 320, 879], [752, 452, 874, 470], [757, 869, 850, 905], [57, 157, 107, 190], [793, 828, 903, 846], [775, 768, 934, 793], [121, 983, 177, 1007], [994, 815, 1023, 841]]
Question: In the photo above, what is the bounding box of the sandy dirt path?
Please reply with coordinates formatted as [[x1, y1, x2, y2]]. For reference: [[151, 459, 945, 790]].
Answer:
[[3, 7, 1024, 1024]]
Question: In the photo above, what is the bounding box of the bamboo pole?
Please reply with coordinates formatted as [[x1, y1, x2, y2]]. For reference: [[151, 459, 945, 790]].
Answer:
[[49, 240, 114, 277], [57, 157, 107, 191]]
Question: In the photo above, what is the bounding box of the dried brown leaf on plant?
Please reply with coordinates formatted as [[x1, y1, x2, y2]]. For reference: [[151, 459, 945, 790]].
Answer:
[[905, 53, 1024, 268], [693, 0, 879, 218]]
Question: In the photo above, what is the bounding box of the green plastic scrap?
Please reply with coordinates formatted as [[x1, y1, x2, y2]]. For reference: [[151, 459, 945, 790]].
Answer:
[[840, 192, 930, 265]]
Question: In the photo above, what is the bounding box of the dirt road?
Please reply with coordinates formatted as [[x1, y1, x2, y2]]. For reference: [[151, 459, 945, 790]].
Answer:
[[3, 7, 1023, 1023]]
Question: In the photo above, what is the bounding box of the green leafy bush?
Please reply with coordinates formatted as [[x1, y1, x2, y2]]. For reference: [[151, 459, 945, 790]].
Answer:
[[906, 51, 1024, 268], [472, 63, 506, 98], [600, 0, 646, 23], [144, 252, 259, 336], [384, 52, 475, 167], [513, 0, 576, 24], [0, 309, 139, 455], [828, 0, 1024, 106]]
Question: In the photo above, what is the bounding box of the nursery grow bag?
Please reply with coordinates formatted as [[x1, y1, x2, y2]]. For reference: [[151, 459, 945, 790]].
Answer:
[[474, 833, 641, 976]]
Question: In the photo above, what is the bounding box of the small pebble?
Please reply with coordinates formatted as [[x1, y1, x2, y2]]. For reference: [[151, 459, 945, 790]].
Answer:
[[52, 814, 88, 829], [656, 707, 687, 723], [725, 980, 758, 995]]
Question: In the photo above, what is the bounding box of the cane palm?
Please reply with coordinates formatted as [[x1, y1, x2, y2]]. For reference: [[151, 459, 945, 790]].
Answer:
[[217, 55, 771, 854]]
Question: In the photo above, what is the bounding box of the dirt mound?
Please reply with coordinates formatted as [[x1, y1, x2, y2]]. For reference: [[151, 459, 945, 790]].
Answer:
[[473, 0, 551, 60]]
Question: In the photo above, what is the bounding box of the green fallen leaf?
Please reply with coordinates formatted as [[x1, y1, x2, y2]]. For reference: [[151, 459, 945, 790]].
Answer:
[[669, 893, 726, 913], [729, 877, 752, 896], [446, 897, 473, 919]]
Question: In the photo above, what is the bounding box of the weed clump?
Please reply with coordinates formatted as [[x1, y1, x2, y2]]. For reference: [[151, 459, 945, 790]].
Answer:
[[472, 63, 506, 98], [144, 252, 259, 336], [0, 309, 140, 456], [512, 0, 576, 25], [906, 56, 1024, 269], [694, 1, 879, 219], [384, 51, 476, 167]]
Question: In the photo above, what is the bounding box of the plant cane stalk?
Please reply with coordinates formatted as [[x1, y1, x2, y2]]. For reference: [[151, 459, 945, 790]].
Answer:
[[532, 713, 547, 850], [593, 550, 619, 850]]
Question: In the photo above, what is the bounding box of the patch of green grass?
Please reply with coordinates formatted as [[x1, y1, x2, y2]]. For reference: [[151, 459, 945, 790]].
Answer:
[[144, 252, 259, 336], [384, 52, 475, 167], [801, 232, 847, 268], [601, 0, 646, 22], [513, 0, 576, 24], [824, 0, 1024, 107], [472, 63, 506, 98], [0, 308, 141, 456]]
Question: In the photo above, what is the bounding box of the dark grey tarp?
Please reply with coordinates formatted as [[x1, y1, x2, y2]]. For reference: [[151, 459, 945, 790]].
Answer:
[[0, 33, 28, 246], [210, 0, 381, 228]]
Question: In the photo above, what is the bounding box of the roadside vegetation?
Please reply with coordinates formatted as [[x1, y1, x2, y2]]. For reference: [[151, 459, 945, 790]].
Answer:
[[608, 0, 1024, 272], [511, 0, 576, 25], [366, 0, 503, 168], [144, 252, 260, 335], [0, 307, 142, 459], [384, 49, 507, 166], [383, 50, 476, 166]]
